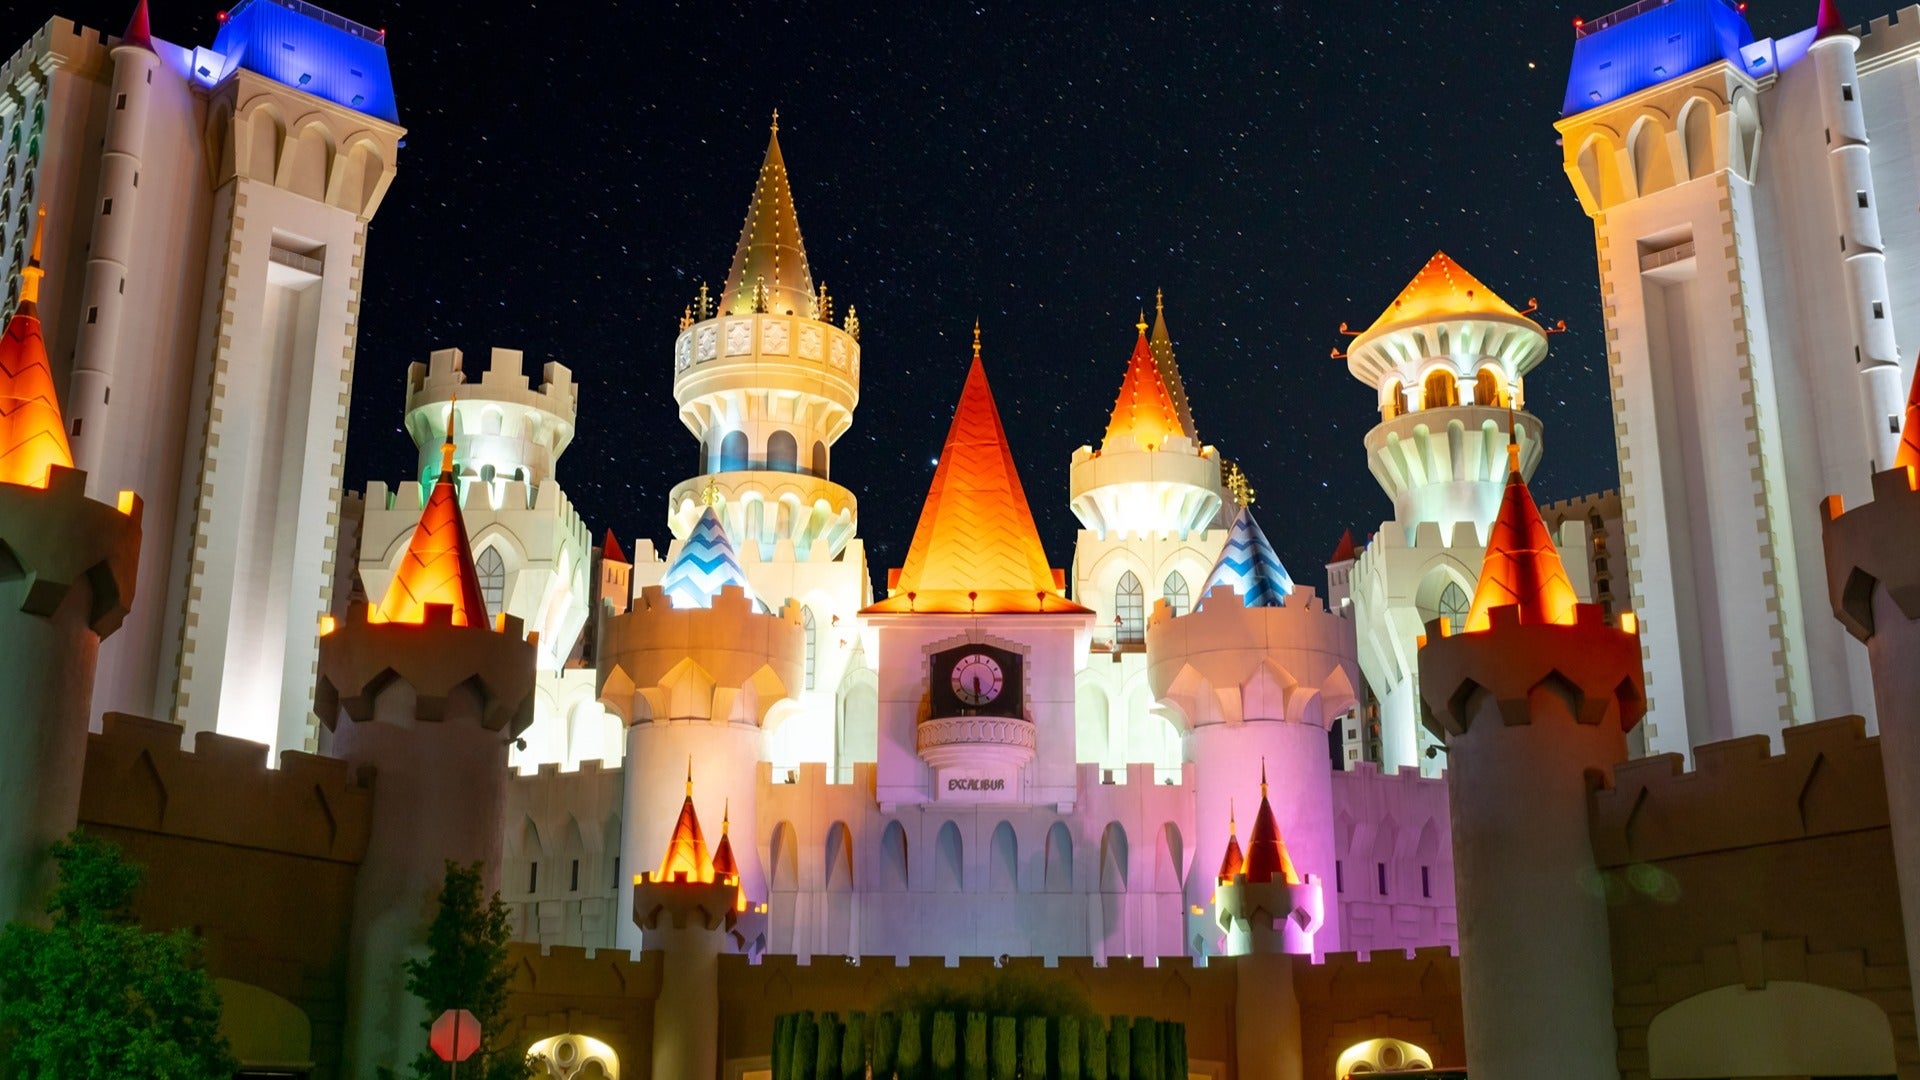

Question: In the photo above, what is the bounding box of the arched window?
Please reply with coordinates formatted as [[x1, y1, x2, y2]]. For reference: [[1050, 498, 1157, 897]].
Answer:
[[989, 822, 1018, 893], [1115, 571, 1145, 645], [1044, 822, 1073, 892], [767, 430, 798, 473], [878, 820, 908, 891], [476, 547, 506, 619], [1438, 581, 1469, 636], [811, 440, 828, 478], [1474, 367, 1508, 408], [802, 606, 817, 690], [1163, 571, 1190, 618], [1423, 369, 1459, 409], [719, 431, 748, 472], [1383, 379, 1405, 419]]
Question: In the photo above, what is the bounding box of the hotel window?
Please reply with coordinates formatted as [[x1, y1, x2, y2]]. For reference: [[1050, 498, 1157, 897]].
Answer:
[[1438, 581, 1469, 636], [1115, 571, 1145, 645], [1163, 571, 1190, 618], [476, 547, 506, 620]]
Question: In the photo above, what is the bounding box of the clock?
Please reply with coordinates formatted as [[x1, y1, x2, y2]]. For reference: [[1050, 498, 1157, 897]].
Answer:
[[950, 652, 1005, 707]]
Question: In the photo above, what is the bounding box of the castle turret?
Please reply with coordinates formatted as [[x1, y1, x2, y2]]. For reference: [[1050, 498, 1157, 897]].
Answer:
[[597, 504, 804, 955], [1213, 764, 1326, 957], [1068, 314, 1222, 542], [669, 116, 860, 560], [1149, 288, 1199, 444], [629, 770, 753, 1080], [1147, 505, 1357, 951], [1822, 363, 1920, 1018], [1419, 444, 1644, 1079], [316, 425, 537, 1075], [0, 218, 140, 921], [1343, 252, 1565, 774]]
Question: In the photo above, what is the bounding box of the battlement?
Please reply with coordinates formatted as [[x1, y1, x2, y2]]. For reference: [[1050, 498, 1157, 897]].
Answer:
[[79, 713, 374, 864], [628, 582, 801, 623], [507, 941, 660, 995], [1539, 488, 1620, 519], [2, 17, 112, 89], [1857, 5, 1920, 67], [1071, 435, 1215, 462], [406, 347, 578, 423], [364, 472, 581, 526], [1590, 715, 1888, 867]]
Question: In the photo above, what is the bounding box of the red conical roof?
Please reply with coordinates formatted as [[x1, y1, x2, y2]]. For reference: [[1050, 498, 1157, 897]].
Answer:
[[1242, 763, 1301, 886], [1329, 529, 1357, 564], [1103, 316, 1185, 452], [656, 763, 714, 884], [120, 0, 154, 50], [602, 527, 628, 564], [1816, 0, 1851, 39], [1894, 360, 1920, 480], [1216, 802, 1245, 885], [373, 422, 489, 628], [0, 207, 75, 491], [710, 801, 748, 912], [1464, 444, 1578, 633]]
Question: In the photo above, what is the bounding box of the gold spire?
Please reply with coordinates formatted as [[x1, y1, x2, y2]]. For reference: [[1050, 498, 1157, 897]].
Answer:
[[1260, 757, 1268, 799], [973, 319, 982, 360], [439, 398, 457, 477], [719, 118, 815, 318], [1149, 289, 1199, 441], [0, 205, 75, 490], [686, 756, 694, 797]]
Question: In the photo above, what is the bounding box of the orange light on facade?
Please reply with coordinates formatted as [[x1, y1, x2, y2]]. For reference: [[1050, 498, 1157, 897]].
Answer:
[[1619, 611, 1638, 634], [319, 615, 337, 637], [0, 207, 76, 491], [1894, 358, 1920, 486], [1358, 251, 1528, 340], [373, 430, 489, 628], [116, 490, 136, 515]]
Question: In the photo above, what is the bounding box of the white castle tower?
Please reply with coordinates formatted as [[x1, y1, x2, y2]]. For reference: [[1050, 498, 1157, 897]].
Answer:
[[357, 346, 612, 771], [1341, 252, 1593, 774], [1552, 0, 1902, 756], [633, 114, 872, 778], [12, 0, 404, 755], [1069, 303, 1227, 781]]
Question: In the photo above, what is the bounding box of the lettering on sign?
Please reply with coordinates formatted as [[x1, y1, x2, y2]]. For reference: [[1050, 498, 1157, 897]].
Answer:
[[946, 777, 1007, 793]]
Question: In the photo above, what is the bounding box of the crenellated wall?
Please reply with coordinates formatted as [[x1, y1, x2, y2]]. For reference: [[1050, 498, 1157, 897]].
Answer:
[[503, 759, 625, 951], [1328, 762, 1456, 953], [1590, 715, 1915, 1079]]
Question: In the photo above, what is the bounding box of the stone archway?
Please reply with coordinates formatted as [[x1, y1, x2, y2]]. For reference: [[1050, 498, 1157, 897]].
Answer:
[[1647, 981, 1896, 1079], [1335, 1036, 1435, 1077], [527, 1032, 619, 1079]]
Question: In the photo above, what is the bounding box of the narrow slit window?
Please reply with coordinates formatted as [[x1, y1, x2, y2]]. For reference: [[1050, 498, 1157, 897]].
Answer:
[[528, 862, 538, 893], [1859, 191, 1870, 209], [1376, 862, 1388, 895], [1843, 83, 1855, 101], [100, 198, 111, 215], [70, 418, 81, 437], [612, 857, 620, 889], [1874, 301, 1886, 319], [114, 93, 126, 110], [570, 860, 579, 892], [86, 307, 98, 324], [1335, 860, 1344, 893], [1421, 866, 1432, 898]]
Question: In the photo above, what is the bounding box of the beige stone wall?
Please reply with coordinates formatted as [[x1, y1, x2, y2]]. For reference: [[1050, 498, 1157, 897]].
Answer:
[[77, 713, 372, 1078], [505, 943, 662, 1079], [1591, 715, 1914, 1079], [1296, 948, 1465, 1080]]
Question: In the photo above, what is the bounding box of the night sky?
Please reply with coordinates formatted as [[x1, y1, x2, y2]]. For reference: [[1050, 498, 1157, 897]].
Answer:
[[8, 1, 1826, 590]]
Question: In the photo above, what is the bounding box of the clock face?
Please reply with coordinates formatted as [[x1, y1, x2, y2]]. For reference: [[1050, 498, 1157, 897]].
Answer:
[[950, 653, 1005, 707]]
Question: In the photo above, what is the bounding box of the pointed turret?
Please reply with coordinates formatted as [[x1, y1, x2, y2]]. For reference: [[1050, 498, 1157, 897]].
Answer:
[[602, 527, 628, 565], [1816, 0, 1850, 38], [718, 112, 815, 318], [1895, 360, 1920, 479], [1215, 801, 1245, 885], [1149, 290, 1199, 441], [656, 760, 716, 884], [1358, 251, 1525, 340], [866, 334, 1085, 614], [0, 208, 75, 491], [1103, 315, 1186, 452], [1462, 443, 1579, 633], [1241, 761, 1302, 885], [1329, 529, 1357, 564], [119, 0, 154, 50], [711, 801, 749, 912], [1199, 505, 1295, 609], [660, 505, 760, 611], [373, 413, 489, 628]]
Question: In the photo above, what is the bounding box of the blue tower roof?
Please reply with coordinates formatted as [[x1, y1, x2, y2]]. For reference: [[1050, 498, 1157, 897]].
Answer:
[[1199, 506, 1295, 610], [209, 0, 398, 122], [1563, 0, 1757, 115], [660, 507, 762, 611]]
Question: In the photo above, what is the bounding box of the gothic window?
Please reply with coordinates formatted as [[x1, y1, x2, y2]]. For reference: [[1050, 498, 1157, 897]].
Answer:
[[1163, 571, 1190, 618], [1423, 369, 1459, 409], [1438, 581, 1469, 636], [477, 547, 506, 620], [1474, 367, 1508, 408], [802, 606, 817, 690], [1115, 570, 1145, 645]]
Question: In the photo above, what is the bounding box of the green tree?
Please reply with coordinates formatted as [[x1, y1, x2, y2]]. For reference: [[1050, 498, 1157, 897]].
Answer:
[[0, 829, 235, 1079], [400, 861, 532, 1080]]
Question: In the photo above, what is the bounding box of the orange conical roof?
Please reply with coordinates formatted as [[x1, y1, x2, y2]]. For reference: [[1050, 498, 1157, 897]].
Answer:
[[1103, 315, 1186, 452], [656, 762, 714, 884], [719, 112, 815, 318], [1894, 360, 1920, 479], [1149, 290, 1199, 441], [373, 420, 490, 627], [1359, 252, 1524, 340], [1216, 801, 1245, 885], [1242, 762, 1300, 886], [1463, 444, 1579, 633], [864, 332, 1088, 615], [0, 207, 75, 490], [710, 801, 748, 911]]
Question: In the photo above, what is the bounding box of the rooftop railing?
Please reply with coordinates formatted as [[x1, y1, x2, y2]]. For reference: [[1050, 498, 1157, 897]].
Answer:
[[1574, 0, 1741, 38], [224, 0, 386, 45]]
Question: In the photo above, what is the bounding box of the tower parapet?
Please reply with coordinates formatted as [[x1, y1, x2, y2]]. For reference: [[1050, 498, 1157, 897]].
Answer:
[[404, 346, 578, 489], [669, 119, 861, 560]]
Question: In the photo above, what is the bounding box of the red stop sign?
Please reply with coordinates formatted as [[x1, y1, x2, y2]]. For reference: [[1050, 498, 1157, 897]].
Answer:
[[431, 1008, 482, 1062]]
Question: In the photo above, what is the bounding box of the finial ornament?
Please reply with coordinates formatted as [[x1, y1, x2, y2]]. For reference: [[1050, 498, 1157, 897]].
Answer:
[[1137, 310, 1148, 335], [686, 756, 694, 797], [19, 205, 46, 307], [1260, 757, 1269, 799], [1225, 461, 1256, 508], [439, 397, 458, 478], [1156, 287, 1164, 315], [722, 799, 730, 833], [973, 319, 982, 360], [700, 478, 722, 508], [770, 108, 779, 133], [1229, 798, 1237, 835]]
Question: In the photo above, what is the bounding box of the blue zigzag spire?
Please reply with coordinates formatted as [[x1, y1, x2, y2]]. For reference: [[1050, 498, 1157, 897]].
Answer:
[[661, 506, 761, 610], [1199, 505, 1295, 610]]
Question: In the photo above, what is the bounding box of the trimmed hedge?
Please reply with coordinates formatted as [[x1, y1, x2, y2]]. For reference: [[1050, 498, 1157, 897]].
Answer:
[[772, 1011, 1186, 1080]]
